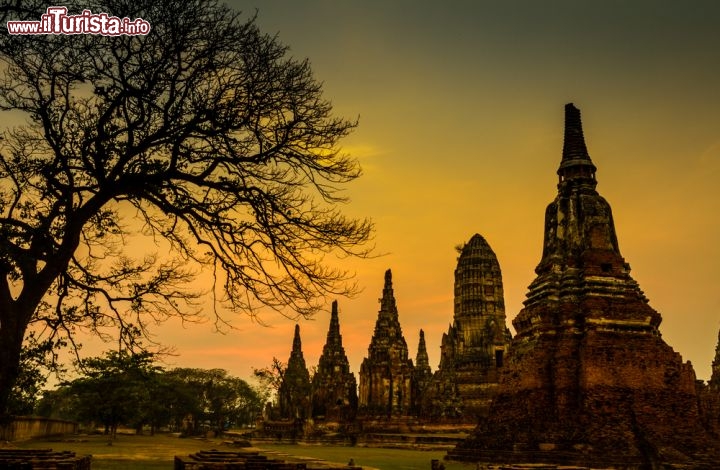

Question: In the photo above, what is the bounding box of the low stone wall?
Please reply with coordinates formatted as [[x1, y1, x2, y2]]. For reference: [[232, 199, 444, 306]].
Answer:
[[0, 416, 78, 441]]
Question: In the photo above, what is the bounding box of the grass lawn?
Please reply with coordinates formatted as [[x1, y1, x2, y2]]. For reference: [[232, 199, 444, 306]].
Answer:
[[15, 433, 227, 470], [12, 433, 477, 469], [257, 443, 475, 470]]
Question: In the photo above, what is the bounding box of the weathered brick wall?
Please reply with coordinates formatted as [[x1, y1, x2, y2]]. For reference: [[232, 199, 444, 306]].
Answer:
[[450, 324, 713, 463], [0, 416, 78, 441]]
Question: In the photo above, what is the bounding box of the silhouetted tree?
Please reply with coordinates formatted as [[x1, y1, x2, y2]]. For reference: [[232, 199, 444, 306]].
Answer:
[[0, 0, 372, 419], [0, 1, 42, 25], [64, 351, 159, 437], [166, 368, 264, 433], [6, 333, 64, 416], [252, 357, 287, 400]]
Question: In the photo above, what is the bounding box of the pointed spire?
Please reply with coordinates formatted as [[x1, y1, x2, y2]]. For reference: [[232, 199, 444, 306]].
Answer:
[[380, 268, 398, 316], [279, 323, 310, 420], [561, 103, 590, 162], [558, 103, 597, 185], [416, 329, 431, 372], [369, 268, 405, 343], [327, 300, 341, 345], [287, 323, 309, 374], [292, 323, 302, 353], [285, 324, 309, 382], [711, 327, 720, 389], [384, 268, 393, 290], [319, 300, 349, 362]]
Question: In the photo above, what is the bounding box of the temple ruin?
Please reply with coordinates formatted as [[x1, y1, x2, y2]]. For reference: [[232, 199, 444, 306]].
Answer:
[[698, 329, 720, 440], [358, 269, 415, 420], [261, 246, 514, 438], [255, 105, 720, 464], [423, 234, 511, 422], [447, 103, 719, 468], [276, 324, 311, 421], [412, 329, 433, 416], [311, 300, 358, 424]]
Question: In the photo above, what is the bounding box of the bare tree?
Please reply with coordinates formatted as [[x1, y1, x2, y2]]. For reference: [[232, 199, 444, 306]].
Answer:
[[0, 1, 40, 25], [0, 0, 372, 418], [253, 357, 287, 398]]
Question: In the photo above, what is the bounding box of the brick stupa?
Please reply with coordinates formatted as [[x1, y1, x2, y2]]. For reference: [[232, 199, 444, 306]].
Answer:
[[447, 104, 718, 468]]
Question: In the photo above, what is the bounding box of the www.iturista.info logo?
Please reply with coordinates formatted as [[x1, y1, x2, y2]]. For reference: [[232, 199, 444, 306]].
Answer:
[[6, 6, 151, 36]]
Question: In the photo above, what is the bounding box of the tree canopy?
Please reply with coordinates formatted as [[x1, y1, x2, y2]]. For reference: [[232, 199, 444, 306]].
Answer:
[[37, 352, 264, 435], [0, 0, 372, 418]]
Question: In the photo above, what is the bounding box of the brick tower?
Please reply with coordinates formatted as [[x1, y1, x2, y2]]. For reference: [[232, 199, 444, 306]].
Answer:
[[311, 300, 358, 422], [358, 269, 414, 419], [424, 234, 511, 421], [277, 324, 311, 420], [412, 329, 433, 415], [448, 104, 718, 468]]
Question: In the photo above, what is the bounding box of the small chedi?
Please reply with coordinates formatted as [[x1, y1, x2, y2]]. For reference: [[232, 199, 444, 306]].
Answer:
[[697, 330, 720, 440], [358, 269, 415, 422], [447, 104, 720, 468], [423, 234, 511, 422], [277, 324, 311, 422], [412, 329, 433, 416], [256, 324, 311, 440], [311, 300, 358, 423]]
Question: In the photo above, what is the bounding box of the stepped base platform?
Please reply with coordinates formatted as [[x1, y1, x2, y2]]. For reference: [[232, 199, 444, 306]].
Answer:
[[0, 449, 91, 469], [174, 449, 362, 470], [445, 448, 720, 470], [358, 433, 466, 450]]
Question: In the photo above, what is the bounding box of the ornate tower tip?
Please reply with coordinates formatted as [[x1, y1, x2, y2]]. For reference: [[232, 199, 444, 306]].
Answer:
[[292, 323, 303, 352], [558, 103, 596, 184], [562, 103, 589, 161], [384, 269, 392, 285], [466, 233, 490, 248], [330, 301, 339, 325]]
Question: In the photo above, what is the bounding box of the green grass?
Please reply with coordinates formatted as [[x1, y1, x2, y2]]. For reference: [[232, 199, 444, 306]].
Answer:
[[15, 433, 226, 470], [12, 434, 476, 470], [257, 443, 475, 470]]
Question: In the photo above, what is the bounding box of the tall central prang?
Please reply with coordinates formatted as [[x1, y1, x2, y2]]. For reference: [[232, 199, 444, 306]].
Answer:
[[423, 234, 511, 421], [448, 104, 718, 468]]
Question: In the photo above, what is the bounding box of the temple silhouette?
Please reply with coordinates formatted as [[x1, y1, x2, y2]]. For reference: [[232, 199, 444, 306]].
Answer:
[[256, 104, 720, 467]]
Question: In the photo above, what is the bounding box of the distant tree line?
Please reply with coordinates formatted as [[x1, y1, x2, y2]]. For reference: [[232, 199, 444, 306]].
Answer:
[[32, 351, 267, 438]]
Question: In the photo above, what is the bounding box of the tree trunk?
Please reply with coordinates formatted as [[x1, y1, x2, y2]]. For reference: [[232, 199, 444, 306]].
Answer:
[[0, 305, 27, 424], [0, 226, 86, 422]]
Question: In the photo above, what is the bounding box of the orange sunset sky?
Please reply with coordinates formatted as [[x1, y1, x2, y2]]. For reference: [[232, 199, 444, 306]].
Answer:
[[16, 1, 720, 383]]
